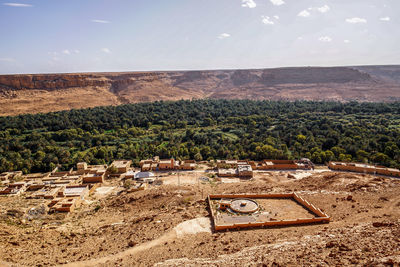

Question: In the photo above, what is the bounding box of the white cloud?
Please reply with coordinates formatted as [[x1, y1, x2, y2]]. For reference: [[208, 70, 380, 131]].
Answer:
[[47, 52, 61, 62], [49, 50, 79, 56], [316, 5, 330, 13], [242, 0, 256, 8], [380, 17, 390, 21], [218, 33, 230, 39], [298, 5, 330, 18], [270, 0, 284, 6], [298, 10, 311, 17], [346, 17, 367, 24], [344, 40, 350, 43], [261, 16, 276, 25], [101, 48, 111, 53], [319, 36, 332, 42], [91, 19, 110, 24], [273, 15, 279, 20], [0, 57, 15, 62], [3, 3, 32, 7]]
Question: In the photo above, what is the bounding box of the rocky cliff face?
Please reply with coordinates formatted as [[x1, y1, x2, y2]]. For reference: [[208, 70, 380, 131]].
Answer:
[[0, 67, 376, 91], [0, 66, 399, 116], [0, 74, 109, 90]]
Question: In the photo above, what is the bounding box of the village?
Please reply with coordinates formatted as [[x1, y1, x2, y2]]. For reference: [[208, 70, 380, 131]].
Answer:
[[1, 156, 399, 226], [1, 156, 400, 266], [0, 158, 311, 214]]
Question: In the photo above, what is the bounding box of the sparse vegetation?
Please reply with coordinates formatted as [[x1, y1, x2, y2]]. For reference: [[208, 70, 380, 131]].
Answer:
[[94, 205, 102, 212], [123, 180, 132, 189], [108, 165, 118, 174]]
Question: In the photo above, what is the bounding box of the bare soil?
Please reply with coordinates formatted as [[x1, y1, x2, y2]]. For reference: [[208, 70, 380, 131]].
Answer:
[[0, 171, 400, 266]]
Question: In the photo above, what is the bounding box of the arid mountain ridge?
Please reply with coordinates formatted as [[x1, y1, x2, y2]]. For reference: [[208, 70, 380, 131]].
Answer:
[[0, 65, 400, 116]]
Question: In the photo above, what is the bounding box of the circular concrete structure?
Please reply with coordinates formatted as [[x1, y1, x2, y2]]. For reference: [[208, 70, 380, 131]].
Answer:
[[230, 199, 259, 214]]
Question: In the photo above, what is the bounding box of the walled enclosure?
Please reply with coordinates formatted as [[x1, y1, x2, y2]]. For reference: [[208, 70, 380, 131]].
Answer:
[[208, 193, 330, 231], [328, 161, 400, 178]]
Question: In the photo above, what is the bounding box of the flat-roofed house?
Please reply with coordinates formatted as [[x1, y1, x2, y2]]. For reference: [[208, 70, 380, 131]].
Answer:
[[217, 160, 239, 169], [0, 171, 23, 184], [77, 162, 88, 172], [111, 160, 132, 173], [0, 182, 26, 195], [77, 162, 108, 175], [179, 160, 197, 170], [238, 165, 253, 178], [62, 185, 89, 199], [140, 159, 154, 170], [49, 197, 82, 212], [256, 160, 308, 170], [141, 163, 152, 171], [82, 173, 104, 184], [32, 187, 61, 199], [27, 183, 46, 191], [217, 168, 237, 177], [0, 172, 10, 181], [158, 159, 175, 170]]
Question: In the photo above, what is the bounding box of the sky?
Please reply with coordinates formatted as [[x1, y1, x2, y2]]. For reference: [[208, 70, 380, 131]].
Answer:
[[0, 0, 399, 74]]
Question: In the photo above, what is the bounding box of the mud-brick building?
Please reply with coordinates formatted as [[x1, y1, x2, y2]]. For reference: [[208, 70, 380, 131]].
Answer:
[[328, 161, 400, 178], [0, 171, 23, 182], [140, 157, 196, 171], [237, 165, 253, 178], [158, 159, 177, 170], [0, 182, 26, 195], [256, 160, 311, 170], [217, 168, 237, 177], [110, 160, 132, 173], [178, 160, 196, 170]]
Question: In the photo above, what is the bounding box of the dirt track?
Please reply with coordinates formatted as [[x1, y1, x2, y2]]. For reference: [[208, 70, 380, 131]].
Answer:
[[62, 217, 211, 267]]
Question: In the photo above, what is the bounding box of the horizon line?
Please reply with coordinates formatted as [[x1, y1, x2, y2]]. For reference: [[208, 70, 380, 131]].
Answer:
[[0, 63, 399, 76]]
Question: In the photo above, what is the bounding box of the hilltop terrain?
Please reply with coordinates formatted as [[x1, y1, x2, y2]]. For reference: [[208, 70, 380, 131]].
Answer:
[[1, 65, 400, 116], [1, 170, 400, 266]]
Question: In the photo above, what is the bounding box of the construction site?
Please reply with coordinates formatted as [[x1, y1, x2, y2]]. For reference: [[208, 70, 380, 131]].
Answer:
[[0, 159, 400, 266], [209, 193, 330, 231]]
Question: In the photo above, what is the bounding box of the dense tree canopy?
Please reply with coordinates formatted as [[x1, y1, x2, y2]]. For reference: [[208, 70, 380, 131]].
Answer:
[[0, 99, 399, 173]]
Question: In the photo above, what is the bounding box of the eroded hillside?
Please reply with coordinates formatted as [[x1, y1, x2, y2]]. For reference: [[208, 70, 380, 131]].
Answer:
[[1, 66, 400, 116], [1, 170, 400, 266]]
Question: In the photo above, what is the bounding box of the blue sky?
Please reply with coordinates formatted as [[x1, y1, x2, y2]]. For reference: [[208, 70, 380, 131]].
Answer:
[[0, 0, 398, 74]]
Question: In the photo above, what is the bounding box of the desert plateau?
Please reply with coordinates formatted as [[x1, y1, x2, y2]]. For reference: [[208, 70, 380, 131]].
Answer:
[[1, 65, 400, 116]]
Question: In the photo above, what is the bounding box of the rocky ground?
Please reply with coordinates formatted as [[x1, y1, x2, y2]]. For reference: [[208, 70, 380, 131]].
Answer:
[[0, 171, 400, 266]]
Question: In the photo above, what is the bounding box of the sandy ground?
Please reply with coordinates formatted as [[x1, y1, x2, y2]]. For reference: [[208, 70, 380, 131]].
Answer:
[[161, 172, 203, 185], [94, 186, 117, 198], [288, 169, 329, 180], [174, 217, 211, 237], [161, 169, 331, 186], [1, 171, 400, 266], [62, 216, 211, 267]]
